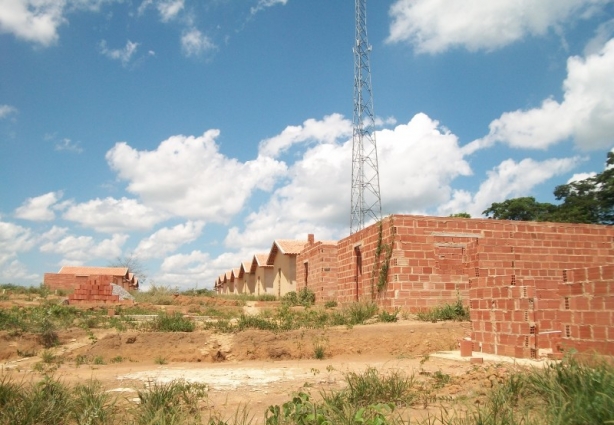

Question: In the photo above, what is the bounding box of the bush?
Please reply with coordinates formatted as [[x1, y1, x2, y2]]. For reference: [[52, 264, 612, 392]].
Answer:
[[344, 302, 378, 325], [151, 313, 195, 332], [324, 300, 338, 309], [378, 309, 399, 323], [281, 287, 316, 307], [416, 299, 470, 322]]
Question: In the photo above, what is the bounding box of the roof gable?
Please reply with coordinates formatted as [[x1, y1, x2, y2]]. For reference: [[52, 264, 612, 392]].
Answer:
[[267, 240, 307, 265], [58, 266, 129, 277]]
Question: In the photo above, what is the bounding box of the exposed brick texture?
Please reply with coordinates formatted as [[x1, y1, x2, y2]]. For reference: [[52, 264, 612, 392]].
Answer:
[[45, 270, 137, 292], [558, 265, 614, 356], [67, 275, 133, 305], [337, 215, 614, 359], [296, 241, 338, 303]]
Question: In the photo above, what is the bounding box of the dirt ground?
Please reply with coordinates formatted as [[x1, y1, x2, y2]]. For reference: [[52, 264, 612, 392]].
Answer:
[[0, 297, 522, 423]]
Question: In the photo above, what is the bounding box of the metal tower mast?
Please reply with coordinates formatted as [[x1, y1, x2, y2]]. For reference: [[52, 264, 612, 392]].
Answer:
[[351, 0, 382, 234]]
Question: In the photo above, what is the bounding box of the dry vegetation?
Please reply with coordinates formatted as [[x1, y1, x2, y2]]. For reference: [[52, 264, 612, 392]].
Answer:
[[1, 284, 612, 425]]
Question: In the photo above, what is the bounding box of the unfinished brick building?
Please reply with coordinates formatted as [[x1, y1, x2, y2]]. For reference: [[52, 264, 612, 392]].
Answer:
[[337, 214, 614, 358], [296, 234, 338, 303], [44, 266, 139, 292]]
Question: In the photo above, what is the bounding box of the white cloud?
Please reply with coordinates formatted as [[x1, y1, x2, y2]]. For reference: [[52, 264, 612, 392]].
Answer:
[[63, 197, 166, 233], [54, 138, 83, 153], [180, 28, 216, 57], [14, 191, 63, 221], [378, 113, 472, 213], [0, 259, 38, 283], [0, 104, 17, 119], [567, 171, 596, 183], [156, 0, 183, 22], [40, 233, 128, 264], [466, 38, 614, 152], [258, 113, 352, 158], [99, 40, 139, 66], [226, 113, 471, 249], [439, 157, 580, 217], [387, 0, 612, 54], [0, 0, 118, 46], [0, 220, 36, 267], [155, 249, 244, 289], [106, 130, 286, 222], [138, 0, 184, 22], [0, 0, 65, 46], [136, 220, 205, 259], [585, 19, 614, 55], [250, 0, 288, 16]]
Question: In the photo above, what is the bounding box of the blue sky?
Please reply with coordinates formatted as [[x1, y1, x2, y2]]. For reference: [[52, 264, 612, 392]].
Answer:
[[1, 0, 614, 289]]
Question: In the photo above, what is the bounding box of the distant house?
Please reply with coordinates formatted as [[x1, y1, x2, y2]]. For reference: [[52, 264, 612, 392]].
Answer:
[[251, 253, 274, 296], [44, 266, 139, 292], [239, 260, 255, 294], [266, 238, 308, 298], [231, 268, 243, 294]]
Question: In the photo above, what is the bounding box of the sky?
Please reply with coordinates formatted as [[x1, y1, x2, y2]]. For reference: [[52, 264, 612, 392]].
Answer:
[[1, 0, 614, 290]]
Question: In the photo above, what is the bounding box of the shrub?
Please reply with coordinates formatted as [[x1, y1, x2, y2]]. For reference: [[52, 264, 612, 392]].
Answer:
[[344, 302, 378, 325], [416, 298, 470, 322], [378, 309, 399, 323], [324, 300, 338, 309], [151, 313, 195, 332], [281, 287, 316, 307]]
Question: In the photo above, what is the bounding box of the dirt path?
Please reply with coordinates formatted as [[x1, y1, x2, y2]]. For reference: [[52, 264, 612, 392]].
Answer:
[[1, 320, 493, 423]]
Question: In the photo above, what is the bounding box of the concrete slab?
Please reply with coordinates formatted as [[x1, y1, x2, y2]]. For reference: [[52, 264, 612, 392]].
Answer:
[[431, 350, 556, 368]]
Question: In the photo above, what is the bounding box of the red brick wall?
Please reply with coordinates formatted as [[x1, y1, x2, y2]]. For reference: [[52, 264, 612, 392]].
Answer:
[[44, 273, 130, 291], [67, 275, 132, 305], [296, 242, 338, 302], [559, 265, 614, 356], [44, 273, 87, 291], [336, 214, 614, 358]]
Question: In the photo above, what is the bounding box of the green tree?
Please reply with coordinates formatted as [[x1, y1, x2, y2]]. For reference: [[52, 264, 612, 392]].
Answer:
[[482, 197, 557, 221], [482, 153, 614, 225], [449, 212, 471, 218], [552, 151, 614, 224]]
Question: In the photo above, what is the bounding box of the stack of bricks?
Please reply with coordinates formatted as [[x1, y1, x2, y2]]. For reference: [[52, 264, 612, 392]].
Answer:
[[559, 265, 614, 356], [68, 275, 122, 305], [469, 275, 538, 358]]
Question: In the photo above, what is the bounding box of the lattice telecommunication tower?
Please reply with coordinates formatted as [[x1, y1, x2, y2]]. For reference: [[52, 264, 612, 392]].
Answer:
[[350, 0, 382, 234]]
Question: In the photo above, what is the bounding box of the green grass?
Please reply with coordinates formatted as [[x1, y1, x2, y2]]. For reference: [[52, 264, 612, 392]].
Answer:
[[1, 358, 612, 425], [378, 309, 399, 323], [154, 356, 168, 365], [280, 287, 316, 307], [416, 299, 470, 322], [150, 312, 195, 332]]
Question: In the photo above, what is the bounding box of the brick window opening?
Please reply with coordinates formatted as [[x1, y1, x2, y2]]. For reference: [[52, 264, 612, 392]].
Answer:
[[511, 275, 516, 286], [565, 325, 571, 338], [529, 326, 536, 335], [564, 297, 570, 310]]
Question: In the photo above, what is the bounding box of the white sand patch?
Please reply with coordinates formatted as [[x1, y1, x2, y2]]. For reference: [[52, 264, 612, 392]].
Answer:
[[117, 367, 313, 391]]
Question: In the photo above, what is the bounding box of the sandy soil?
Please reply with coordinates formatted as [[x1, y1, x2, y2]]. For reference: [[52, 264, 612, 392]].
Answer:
[[0, 298, 520, 423]]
